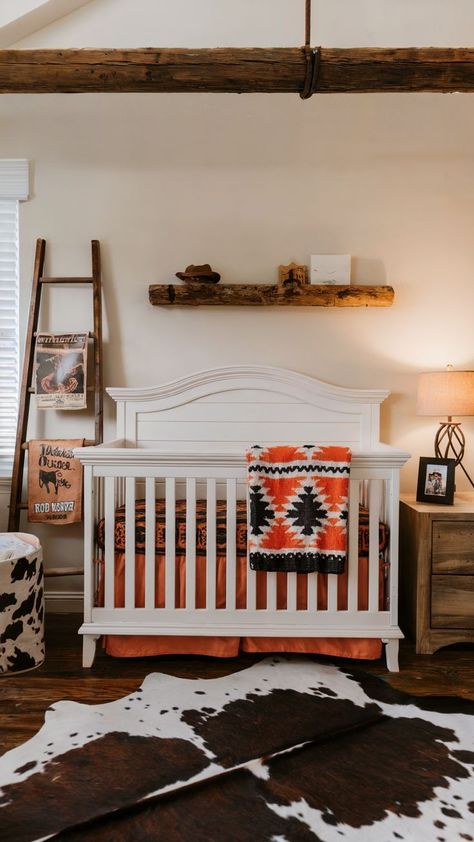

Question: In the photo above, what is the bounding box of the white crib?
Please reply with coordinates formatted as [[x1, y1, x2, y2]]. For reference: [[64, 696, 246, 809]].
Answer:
[[76, 366, 409, 671]]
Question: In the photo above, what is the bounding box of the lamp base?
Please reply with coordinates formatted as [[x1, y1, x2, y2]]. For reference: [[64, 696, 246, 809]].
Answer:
[[434, 422, 474, 489], [434, 422, 464, 465]]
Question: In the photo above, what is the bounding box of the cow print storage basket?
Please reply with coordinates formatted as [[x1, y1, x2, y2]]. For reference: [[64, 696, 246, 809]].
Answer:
[[0, 533, 44, 674]]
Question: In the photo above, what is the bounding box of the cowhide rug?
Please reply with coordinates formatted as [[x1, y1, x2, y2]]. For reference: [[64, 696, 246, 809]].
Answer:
[[1, 658, 473, 842]]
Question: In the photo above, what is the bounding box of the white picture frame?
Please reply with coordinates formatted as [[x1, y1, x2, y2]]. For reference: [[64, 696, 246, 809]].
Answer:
[[310, 254, 351, 285]]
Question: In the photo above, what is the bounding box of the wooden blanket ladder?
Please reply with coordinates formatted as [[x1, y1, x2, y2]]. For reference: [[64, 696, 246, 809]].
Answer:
[[8, 239, 103, 579]]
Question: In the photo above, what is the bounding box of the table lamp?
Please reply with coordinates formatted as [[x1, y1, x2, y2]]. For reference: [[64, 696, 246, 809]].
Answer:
[[416, 365, 474, 487]]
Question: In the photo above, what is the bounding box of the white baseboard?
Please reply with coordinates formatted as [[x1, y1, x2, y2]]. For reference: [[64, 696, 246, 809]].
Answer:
[[45, 590, 83, 613]]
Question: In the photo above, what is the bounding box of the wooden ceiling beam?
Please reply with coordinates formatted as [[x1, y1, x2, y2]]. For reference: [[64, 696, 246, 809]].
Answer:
[[1, 47, 474, 94]]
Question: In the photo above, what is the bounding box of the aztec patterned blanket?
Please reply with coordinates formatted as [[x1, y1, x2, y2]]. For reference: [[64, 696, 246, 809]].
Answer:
[[1, 658, 473, 841], [247, 445, 352, 573]]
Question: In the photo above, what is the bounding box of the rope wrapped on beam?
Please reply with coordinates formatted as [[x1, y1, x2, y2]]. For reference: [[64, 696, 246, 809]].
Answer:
[[300, 46, 320, 99]]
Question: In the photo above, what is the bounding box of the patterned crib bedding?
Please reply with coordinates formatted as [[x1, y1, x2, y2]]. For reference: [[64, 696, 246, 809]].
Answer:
[[97, 499, 388, 560]]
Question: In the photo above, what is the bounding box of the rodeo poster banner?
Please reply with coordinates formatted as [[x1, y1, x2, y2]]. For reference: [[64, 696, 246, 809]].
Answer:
[[28, 440, 84, 525], [35, 332, 88, 409]]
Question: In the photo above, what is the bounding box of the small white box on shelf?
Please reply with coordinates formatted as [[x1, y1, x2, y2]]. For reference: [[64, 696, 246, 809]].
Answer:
[[310, 254, 351, 285]]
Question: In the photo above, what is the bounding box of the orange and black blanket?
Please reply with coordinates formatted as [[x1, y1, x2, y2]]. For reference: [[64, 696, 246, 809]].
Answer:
[[246, 444, 351, 573]]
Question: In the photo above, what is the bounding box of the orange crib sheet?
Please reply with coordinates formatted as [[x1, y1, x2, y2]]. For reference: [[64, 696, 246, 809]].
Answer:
[[98, 500, 388, 660]]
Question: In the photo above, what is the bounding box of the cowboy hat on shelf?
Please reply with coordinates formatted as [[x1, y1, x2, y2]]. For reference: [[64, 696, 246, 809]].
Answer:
[[176, 264, 221, 284]]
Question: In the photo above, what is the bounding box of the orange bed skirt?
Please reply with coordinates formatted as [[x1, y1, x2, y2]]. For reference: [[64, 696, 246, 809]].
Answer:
[[102, 551, 384, 660], [99, 499, 386, 660]]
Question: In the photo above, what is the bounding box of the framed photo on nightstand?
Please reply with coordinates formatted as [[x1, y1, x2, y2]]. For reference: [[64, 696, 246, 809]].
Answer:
[[416, 457, 456, 505]]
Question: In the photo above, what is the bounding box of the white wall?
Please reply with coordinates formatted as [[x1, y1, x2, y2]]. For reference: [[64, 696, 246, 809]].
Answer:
[[0, 479, 10, 531], [2, 0, 474, 594], [10, 0, 474, 49]]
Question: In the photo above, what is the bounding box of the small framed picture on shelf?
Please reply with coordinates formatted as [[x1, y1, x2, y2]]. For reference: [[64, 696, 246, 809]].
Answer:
[[310, 254, 351, 285], [278, 262, 308, 286], [416, 457, 455, 505]]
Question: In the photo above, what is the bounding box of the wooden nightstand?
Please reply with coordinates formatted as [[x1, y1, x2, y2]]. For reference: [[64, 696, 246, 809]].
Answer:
[[399, 493, 474, 654]]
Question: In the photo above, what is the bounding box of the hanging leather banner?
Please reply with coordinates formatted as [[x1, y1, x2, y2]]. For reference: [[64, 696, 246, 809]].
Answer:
[[28, 439, 84, 525]]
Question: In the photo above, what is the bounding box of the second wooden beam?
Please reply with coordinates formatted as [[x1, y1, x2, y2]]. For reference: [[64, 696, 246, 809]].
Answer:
[[148, 283, 395, 307]]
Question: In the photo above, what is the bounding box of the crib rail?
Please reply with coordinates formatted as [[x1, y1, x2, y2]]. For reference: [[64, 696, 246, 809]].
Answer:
[[79, 447, 404, 665]]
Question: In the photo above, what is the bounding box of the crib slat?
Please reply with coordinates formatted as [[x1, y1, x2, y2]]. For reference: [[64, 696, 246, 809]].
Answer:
[[125, 477, 136, 609], [287, 572, 297, 611], [186, 478, 196, 610], [347, 478, 360, 612], [165, 477, 176, 609], [369, 479, 383, 612], [307, 573, 317, 612], [145, 477, 156, 609], [247, 565, 257, 610], [83, 466, 94, 622], [95, 476, 104, 601], [388, 470, 399, 619], [327, 574, 338, 611], [226, 478, 237, 610], [267, 572, 277, 611], [104, 476, 115, 609], [245, 486, 257, 609], [206, 479, 217, 610], [95, 476, 104, 599]]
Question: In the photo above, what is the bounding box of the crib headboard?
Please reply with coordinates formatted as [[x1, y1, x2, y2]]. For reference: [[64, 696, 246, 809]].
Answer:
[[106, 366, 390, 453]]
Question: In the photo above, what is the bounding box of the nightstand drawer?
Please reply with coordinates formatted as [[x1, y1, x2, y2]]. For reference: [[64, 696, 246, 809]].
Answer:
[[431, 521, 474, 573], [431, 575, 474, 628]]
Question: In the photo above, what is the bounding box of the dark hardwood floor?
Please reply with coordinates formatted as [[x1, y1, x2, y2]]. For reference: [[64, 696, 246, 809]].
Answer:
[[1, 613, 473, 756]]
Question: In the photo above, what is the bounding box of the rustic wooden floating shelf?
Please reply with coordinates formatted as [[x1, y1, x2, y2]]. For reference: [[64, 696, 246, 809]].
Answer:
[[148, 283, 394, 308]]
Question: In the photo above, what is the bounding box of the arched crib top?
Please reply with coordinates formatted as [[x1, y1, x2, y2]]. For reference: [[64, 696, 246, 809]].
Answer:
[[103, 365, 397, 454]]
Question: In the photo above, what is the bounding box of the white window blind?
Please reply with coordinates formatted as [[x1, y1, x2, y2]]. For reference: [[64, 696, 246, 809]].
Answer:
[[0, 160, 28, 476], [0, 198, 19, 474]]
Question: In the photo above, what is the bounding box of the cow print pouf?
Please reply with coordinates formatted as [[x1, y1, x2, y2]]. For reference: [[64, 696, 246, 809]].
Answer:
[[0, 658, 473, 841], [0, 533, 44, 674]]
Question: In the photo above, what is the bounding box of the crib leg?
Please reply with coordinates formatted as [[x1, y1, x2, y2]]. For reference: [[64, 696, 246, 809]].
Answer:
[[382, 639, 399, 672], [82, 634, 100, 668]]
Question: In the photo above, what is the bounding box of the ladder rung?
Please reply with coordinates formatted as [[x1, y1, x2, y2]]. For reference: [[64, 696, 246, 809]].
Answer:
[[21, 439, 96, 450], [28, 385, 95, 393], [40, 277, 93, 284], [45, 567, 83, 577], [33, 331, 95, 339]]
